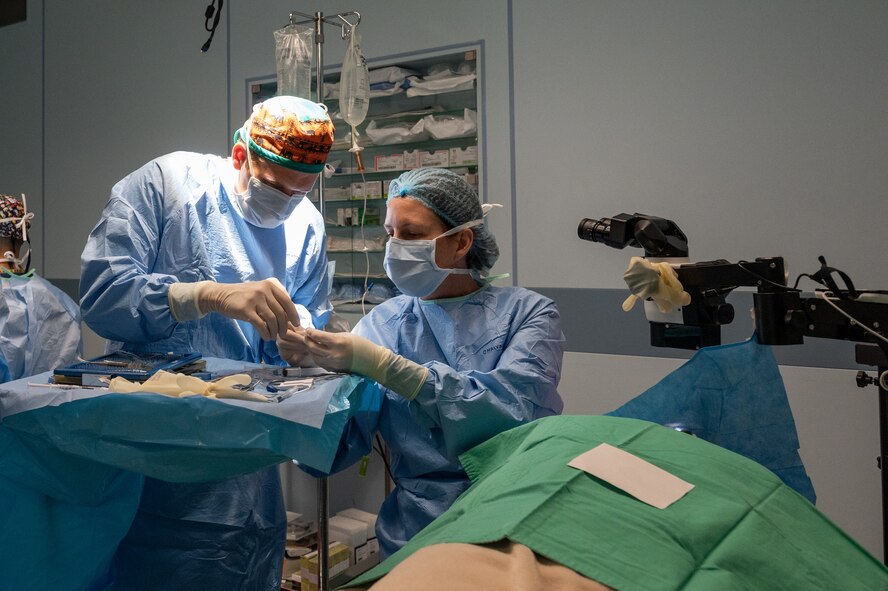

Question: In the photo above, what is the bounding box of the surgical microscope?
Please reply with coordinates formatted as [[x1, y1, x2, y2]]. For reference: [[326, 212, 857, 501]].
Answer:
[[579, 213, 888, 563]]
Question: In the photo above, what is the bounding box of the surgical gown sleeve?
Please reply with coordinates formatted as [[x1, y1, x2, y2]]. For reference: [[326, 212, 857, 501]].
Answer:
[[80, 161, 179, 343], [357, 291, 565, 460]]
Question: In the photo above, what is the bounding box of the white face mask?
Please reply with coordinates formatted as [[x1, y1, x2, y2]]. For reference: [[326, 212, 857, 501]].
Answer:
[[383, 219, 484, 298], [234, 120, 309, 228]]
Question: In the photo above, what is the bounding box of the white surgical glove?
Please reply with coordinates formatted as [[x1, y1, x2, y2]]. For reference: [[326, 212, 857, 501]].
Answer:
[[168, 278, 300, 341], [622, 256, 692, 313], [303, 328, 429, 400], [277, 323, 316, 367]]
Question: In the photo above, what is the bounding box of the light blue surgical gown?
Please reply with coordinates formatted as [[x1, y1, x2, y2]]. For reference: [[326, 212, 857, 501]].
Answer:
[[0, 273, 81, 384], [327, 285, 565, 557], [79, 152, 332, 591], [80, 151, 332, 361]]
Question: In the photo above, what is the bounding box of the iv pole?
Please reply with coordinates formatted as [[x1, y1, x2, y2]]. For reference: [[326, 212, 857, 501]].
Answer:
[[285, 11, 361, 591], [289, 10, 361, 220]]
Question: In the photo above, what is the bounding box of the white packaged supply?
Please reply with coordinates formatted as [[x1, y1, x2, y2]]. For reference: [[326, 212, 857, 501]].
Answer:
[[337, 508, 380, 564], [350, 182, 365, 200], [364, 180, 383, 199], [336, 508, 378, 538], [383, 179, 392, 198], [324, 186, 351, 200], [419, 149, 450, 168], [328, 515, 369, 566], [375, 153, 404, 171], [422, 108, 477, 140], [449, 145, 478, 166], [403, 149, 420, 169]]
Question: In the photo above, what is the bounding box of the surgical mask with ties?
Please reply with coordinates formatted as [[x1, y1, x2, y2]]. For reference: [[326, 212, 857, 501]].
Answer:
[[234, 121, 308, 229], [384, 218, 485, 298]]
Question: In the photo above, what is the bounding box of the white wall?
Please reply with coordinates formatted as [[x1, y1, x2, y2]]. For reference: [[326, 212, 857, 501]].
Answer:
[[513, 0, 888, 289], [2, 0, 885, 560]]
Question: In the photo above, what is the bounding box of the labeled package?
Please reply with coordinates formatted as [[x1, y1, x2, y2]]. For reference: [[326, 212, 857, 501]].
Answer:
[[374, 153, 404, 171], [299, 542, 350, 591], [328, 515, 368, 567], [403, 149, 420, 170], [350, 182, 365, 200], [364, 180, 382, 199], [450, 145, 478, 166], [419, 149, 450, 168], [336, 508, 380, 563]]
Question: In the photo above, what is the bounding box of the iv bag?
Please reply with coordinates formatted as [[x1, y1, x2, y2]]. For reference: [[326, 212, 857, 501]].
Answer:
[[339, 25, 370, 168], [274, 24, 313, 99]]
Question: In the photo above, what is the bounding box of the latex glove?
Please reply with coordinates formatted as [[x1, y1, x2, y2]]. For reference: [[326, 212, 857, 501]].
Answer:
[[303, 328, 429, 400], [109, 370, 269, 402], [168, 278, 299, 341], [622, 256, 692, 313], [277, 323, 316, 367]]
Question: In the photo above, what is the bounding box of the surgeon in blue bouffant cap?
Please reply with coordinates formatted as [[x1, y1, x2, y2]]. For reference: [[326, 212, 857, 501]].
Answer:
[[79, 96, 335, 591], [277, 167, 566, 558], [0, 193, 81, 384]]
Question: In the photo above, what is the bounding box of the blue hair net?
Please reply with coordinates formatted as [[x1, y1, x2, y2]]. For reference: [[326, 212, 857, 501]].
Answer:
[[388, 168, 499, 273]]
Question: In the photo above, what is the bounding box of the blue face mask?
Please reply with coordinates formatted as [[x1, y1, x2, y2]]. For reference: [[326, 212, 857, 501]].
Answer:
[[384, 219, 484, 298]]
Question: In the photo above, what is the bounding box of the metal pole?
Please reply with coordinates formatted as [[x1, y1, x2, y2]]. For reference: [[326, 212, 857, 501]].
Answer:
[[312, 17, 332, 591], [879, 371, 888, 565], [315, 12, 326, 220], [317, 475, 330, 591]]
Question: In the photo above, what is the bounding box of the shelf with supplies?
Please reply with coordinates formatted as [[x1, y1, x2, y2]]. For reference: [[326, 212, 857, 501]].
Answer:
[[250, 45, 482, 316]]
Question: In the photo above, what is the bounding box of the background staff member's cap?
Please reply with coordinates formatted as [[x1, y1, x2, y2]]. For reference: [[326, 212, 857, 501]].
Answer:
[[233, 95, 335, 174], [0, 194, 29, 240]]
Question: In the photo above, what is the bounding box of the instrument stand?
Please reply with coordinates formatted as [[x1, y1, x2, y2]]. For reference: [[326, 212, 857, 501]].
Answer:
[[855, 343, 888, 564]]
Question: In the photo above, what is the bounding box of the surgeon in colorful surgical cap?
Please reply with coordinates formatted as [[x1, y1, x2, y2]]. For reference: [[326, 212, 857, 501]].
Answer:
[[79, 96, 335, 591], [0, 193, 81, 384], [278, 167, 566, 558]]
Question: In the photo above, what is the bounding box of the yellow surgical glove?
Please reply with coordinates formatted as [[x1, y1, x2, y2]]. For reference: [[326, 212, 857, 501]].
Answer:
[[109, 370, 269, 402], [622, 256, 692, 313], [303, 329, 429, 400]]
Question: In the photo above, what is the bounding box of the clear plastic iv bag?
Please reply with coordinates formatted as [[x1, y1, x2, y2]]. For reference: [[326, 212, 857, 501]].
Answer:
[[339, 25, 370, 169], [274, 23, 313, 99]]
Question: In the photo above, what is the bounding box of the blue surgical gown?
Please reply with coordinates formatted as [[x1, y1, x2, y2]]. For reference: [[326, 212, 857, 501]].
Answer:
[[327, 285, 565, 557], [80, 151, 332, 362], [79, 152, 332, 591], [0, 273, 81, 384]]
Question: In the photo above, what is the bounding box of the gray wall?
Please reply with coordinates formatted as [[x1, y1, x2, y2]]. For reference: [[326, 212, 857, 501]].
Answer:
[[3, 0, 886, 558]]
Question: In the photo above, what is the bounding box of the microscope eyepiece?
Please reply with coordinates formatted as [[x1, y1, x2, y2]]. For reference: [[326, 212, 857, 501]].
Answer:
[[577, 218, 612, 243]]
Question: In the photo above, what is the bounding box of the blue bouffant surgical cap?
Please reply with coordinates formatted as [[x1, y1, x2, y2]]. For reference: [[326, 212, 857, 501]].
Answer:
[[387, 168, 500, 273]]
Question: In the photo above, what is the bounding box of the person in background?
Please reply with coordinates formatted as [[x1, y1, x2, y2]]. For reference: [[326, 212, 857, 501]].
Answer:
[[279, 167, 566, 557], [0, 193, 81, 384], [79, 96, 334, 591]]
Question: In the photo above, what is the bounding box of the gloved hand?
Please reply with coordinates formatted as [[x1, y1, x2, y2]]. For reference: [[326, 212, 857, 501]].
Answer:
[[303, 328, 429, 400], [622, 256, 692, 313], [168, 278, 300, 341], [277, 323, 316, 367]]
